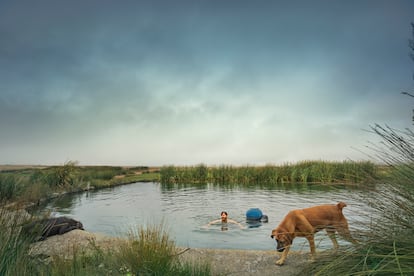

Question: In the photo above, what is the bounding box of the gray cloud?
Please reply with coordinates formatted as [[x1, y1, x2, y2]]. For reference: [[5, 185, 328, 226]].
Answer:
[[1, 0, 413, 165]]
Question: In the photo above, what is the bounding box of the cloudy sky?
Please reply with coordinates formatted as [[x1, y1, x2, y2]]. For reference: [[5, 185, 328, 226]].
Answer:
[[1, 1, 413, 166]]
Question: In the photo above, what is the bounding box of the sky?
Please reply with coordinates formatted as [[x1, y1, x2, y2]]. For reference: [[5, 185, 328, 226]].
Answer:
[[1, 1, 414, 166]]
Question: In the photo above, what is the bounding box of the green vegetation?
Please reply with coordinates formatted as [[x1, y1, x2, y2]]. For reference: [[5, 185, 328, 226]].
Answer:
[[118, 223, 210, 275], [160, 160, 379, 186], [0, 160, 382, 206], [0, 163, 160, 206], [302, 126, 414, 275], [0, 210, 210, 276], [301, 23, 414, 275], [0, 174, 21, 201], [0, 209, 33, 276]]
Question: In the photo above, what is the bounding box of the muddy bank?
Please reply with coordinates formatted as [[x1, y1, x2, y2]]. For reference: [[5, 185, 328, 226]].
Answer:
[[29, 230, 311, 275]]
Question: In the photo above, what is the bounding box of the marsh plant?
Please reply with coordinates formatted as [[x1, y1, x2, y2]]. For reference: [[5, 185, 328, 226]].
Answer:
[[0, 208, 34, 276], [0, 164, 158, 206], [118, 223, 210, 275], [0, 174, 21, 201], [303, 125, 414, 275], [160, 161, 378, 186]]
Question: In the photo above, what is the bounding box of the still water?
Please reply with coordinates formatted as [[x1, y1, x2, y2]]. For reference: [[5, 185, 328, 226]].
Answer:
[[43, 182, 374, 251]]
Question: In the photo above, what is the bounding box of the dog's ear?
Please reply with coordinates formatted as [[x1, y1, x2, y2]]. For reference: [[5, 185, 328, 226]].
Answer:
[[270, 229, 278, 239]]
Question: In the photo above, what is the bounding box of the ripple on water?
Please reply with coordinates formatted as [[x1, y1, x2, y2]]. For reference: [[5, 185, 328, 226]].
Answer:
[[43, 182, 376, 250]]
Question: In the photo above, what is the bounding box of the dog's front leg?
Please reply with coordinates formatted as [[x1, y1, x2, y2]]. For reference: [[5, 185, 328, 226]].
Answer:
[[326, 228, 339, 251], [306, 235, 316, 262], [275, 245, 291, 266]]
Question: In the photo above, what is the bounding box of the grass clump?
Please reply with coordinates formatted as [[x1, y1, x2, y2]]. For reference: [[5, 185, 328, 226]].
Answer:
[[0, 208, 34, 276], [117, 223, 210, 275], [0, 174, 21, 201], [302, 125, 414, 275], [120, 223, 176, 275]]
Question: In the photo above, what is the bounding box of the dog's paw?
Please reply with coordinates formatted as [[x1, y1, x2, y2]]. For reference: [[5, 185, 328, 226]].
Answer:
[[275, 259, 284, 266]]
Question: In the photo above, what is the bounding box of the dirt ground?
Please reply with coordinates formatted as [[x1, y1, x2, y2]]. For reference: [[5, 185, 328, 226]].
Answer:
[[178, 247, 310, 276], [29, 230, 311, 275]]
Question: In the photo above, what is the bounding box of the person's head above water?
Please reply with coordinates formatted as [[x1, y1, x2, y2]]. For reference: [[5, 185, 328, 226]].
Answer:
[[221, 211, 228, 222]]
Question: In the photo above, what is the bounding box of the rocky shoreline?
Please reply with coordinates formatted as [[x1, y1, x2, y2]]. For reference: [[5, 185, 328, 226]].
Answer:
[[29, 229, 311, 276]]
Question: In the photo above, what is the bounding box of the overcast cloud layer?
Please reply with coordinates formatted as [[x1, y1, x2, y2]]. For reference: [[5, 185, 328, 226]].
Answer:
[[1, 1, 413, 166]]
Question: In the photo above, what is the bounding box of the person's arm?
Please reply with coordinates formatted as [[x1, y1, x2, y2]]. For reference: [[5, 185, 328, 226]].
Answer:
[[203, 219, 221, 228], [227, 219, 245, 229]]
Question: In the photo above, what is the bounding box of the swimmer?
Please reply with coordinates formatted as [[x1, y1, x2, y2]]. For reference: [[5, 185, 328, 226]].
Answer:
[[204, 211, 245, 230]]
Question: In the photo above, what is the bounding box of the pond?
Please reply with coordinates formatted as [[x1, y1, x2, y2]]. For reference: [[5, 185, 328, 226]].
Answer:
[[41, 182, 374, 251]]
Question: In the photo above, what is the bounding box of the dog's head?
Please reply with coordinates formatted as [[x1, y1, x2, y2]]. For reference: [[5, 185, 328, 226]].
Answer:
[[270, 228, 292, 252]]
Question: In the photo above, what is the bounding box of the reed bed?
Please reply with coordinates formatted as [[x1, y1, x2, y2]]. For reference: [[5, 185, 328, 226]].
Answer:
[[302, 125, 414, 275], [160, 161, 378, 186], [0, 164, 159, 206]]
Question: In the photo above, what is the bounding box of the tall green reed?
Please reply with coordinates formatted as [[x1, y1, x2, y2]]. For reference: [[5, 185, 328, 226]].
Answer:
[[0, 208, 34, 276], [303, 125, 414, 275], [119, 223, 210, 276], [160, 161, 377, 186], [0, 175, 20, 202]]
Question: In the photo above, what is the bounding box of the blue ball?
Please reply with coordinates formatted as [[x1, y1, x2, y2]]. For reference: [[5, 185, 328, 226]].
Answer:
[[246, 208, 263, 221]]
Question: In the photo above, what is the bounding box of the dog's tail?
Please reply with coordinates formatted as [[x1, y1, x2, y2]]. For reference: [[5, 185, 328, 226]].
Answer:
[[337, 202, 347, 210]]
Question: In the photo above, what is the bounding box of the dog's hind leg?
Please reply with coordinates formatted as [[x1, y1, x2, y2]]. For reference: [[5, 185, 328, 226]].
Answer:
[[305, 235, 317, 261]]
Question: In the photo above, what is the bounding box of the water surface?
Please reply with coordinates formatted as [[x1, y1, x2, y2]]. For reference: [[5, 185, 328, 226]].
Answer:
[[43, 182, 374, 251]]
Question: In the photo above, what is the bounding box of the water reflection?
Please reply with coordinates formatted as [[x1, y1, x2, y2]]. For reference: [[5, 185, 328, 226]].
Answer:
[[40, 182, 376, 250], [160, 181, 362, 194]]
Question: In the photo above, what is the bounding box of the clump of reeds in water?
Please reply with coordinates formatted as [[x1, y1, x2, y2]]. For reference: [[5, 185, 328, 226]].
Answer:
[[160, 161, 378, 186], [302, 125, 414, 275]]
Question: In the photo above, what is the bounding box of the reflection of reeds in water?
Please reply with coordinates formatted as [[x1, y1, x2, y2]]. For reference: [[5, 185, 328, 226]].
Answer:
[[303, 125, 414, 275], [160, 161, 378, 186]]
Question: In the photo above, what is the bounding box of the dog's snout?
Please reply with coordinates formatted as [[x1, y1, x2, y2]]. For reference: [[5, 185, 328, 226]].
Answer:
[[270, 235, 274, 239], [277, 247, 285, 252]]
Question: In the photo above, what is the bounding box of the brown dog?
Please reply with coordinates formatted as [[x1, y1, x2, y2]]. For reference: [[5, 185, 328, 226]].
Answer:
[[270, 202, 357, 265]]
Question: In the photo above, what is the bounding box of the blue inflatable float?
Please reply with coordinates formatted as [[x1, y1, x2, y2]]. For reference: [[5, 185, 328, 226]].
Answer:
[[246, 208, 263, 221]]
